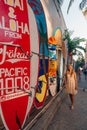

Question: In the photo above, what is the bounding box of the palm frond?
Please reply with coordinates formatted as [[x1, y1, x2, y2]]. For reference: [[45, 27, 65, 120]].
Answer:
[[63, 29, 71, 40], [72, 49, 84, 56], [56, 0, 64, 6], [79, 0, 87, 10], [67, 0, 75, 14], [72, 38, 86, 42], [76, 45, 86, 52]]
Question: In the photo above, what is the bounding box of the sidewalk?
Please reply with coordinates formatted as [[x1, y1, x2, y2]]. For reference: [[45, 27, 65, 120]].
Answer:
[[48, 88, 87, 130], [29, 74, 87, 130], [78, 72, 87, 89], [25, 88, 67, 130], [47, 75, 87, 130]]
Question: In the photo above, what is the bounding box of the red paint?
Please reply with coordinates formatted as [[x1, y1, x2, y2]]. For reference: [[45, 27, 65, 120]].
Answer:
[[0, 1, 34, 130]]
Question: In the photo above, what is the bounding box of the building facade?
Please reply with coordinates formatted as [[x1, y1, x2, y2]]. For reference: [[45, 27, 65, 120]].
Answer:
[[85, 42, 87, 66], [80, 0, 87, 67]]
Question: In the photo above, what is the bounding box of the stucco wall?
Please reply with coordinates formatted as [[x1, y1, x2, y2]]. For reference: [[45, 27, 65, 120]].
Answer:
[[85, 42, 87, 65], [40, 0, 67, 38], [40, 0, 68, 69]]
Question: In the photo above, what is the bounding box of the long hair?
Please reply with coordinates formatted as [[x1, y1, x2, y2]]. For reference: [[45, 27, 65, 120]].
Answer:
[[67, 64, 74, 76]]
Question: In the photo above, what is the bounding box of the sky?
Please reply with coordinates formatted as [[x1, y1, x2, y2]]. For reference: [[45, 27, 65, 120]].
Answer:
[[61, 0, 87, 58], [61, 0, 87, 40]]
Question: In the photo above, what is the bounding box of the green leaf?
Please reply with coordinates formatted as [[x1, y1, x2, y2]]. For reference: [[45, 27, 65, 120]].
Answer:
[[56, 0, 64, 6], [67, 0, 75, 14]]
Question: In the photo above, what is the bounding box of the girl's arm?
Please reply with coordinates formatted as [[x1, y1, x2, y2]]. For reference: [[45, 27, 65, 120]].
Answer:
[[74, 72, 78, 90]]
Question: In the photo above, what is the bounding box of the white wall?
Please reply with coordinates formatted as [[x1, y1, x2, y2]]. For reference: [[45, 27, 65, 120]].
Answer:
[[40, 0, 67, 38], [85, 42, 87, 66]]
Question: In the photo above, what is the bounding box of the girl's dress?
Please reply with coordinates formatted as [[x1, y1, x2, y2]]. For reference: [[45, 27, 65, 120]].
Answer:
[[66, 73, 77, 95]]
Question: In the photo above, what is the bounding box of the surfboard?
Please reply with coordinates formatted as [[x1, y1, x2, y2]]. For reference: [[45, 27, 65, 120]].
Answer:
[[53, 27, 63, 90], [48, 44, 57, 60], [48, 37, 57, 96], [48, 77, 57, 96], [48, 60, 57, 77], [53, 27, 62, 46], [28, 0, 48, 109], [0, 1, 39, 130], [48, 60, 57, 96]]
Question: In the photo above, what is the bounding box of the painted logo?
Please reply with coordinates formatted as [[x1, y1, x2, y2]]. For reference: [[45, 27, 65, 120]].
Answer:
[[0, 42, 29, 64]]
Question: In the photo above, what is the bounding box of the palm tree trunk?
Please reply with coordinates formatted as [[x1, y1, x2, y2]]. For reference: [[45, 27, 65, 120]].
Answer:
[[69, 53, 73, 64]]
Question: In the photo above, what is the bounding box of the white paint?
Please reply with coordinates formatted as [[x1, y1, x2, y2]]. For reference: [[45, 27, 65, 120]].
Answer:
[[23, 3, 39, 127]]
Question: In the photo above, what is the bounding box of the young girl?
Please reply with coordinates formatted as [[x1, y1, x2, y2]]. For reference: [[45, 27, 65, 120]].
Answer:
[[65, 64, 78, 110]]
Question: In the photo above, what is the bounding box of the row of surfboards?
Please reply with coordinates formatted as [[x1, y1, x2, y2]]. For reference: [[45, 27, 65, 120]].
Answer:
[[0, 1, 63, 130]]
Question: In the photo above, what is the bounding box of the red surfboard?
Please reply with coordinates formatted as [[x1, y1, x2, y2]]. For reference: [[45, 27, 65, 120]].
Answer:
[[0, 1, 39, 130]]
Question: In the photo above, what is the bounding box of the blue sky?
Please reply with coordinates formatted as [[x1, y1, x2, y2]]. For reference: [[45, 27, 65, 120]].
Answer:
[[61, 0, 87, 58], [61, 0, 87, 39]]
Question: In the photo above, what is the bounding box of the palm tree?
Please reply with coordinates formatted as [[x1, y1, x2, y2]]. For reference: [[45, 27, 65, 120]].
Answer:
[[56, 0, 84, 13], [67, 0, 75, 14], [67, 0, 85, 13], [75, 56, 85, 71], [55, 0, 75, 13], [79, 0, 87, 10], [56, 0, 64, 6], [63, 29, 86, 64]]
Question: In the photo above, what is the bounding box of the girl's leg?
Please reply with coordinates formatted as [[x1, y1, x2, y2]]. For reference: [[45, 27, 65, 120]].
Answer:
[[69, 94, 72, 104], [71, 94, 74, 106], [69, 94, 74, 109]]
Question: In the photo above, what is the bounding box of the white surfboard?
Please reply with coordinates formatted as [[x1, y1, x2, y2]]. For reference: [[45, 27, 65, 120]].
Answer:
[[48, 77, 57, 96]]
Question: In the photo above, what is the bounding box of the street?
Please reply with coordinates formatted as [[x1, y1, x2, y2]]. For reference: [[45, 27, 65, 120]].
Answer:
[[48, 73, 87, 130], [78, 72, 87, 89]]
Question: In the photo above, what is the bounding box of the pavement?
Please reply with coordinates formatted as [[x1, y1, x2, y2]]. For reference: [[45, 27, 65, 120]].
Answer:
[[25, 87, 67, 130], [78, 72, 87, 89], [28, 73, 87, 130], [47, 73, 87, 130], [48, 88, 87, 130]]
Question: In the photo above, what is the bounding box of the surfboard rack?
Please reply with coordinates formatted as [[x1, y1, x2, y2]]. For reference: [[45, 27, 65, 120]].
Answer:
[[23, 90, 32, 96], [17, 87, 32, 96], [32, 51, 49, 58], [0, 42, 49, 60], [31, 86, 36, 90]]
